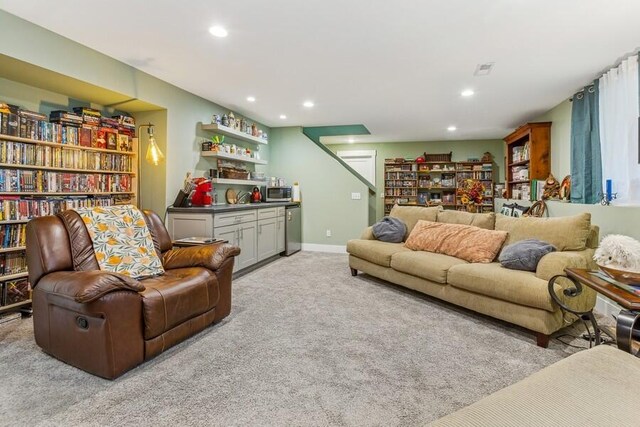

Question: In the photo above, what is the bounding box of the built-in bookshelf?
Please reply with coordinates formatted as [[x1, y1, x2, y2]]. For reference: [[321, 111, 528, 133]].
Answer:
[[384, 158, 495, 214], [504, 122, 551, 200], [0, 104, 137, 316]]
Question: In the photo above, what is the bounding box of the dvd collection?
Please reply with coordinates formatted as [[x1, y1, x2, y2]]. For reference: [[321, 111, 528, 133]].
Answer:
[[0, 195, 121, 221], [0, 169, 132, 193], [0, 140, 133, 172], [0, 251, 27, 276], [0, 223, 26, 249]]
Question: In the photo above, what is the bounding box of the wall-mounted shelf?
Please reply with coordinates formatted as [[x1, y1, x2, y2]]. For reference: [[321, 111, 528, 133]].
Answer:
[[201, 123, 268, 146], [201, 151, 267, 165], [211, 178, 266, 186]]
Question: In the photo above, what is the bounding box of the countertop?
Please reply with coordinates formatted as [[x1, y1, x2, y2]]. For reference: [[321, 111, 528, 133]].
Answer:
[[167, 202, 300, 214]]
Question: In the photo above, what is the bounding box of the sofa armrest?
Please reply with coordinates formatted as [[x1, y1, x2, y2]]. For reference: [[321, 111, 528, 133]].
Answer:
[[360, 226, 376, 240], [35, 270, 144, 303], [163, 242, 241, 271], [536, 249, 596, 282]]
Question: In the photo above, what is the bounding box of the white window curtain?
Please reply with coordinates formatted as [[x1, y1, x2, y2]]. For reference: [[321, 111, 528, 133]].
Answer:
[[599, 55, 640, 205]]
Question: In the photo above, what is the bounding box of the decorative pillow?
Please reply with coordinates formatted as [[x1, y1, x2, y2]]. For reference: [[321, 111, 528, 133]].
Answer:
[[75, 205, 165, 279], [499, 239, 556, 271], [389, 204, 442, 240], [495, 212, 591, 251], [436, 210, 496, 230], [404, 220, 508, 263], [372, 216, 407, 243]]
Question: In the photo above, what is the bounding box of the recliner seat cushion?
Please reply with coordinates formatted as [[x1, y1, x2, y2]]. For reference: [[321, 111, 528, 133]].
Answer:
[[140, 267, 219, 340], [391, 251, 468, 284], [346, 239, 409, 267], [447, 263, 556, 311]]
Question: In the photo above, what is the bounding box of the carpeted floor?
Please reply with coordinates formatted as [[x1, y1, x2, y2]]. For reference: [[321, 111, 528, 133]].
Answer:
[[0, 252, 591, 426]]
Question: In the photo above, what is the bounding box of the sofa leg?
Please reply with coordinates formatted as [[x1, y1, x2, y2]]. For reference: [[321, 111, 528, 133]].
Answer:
[[536, 332, 550, 348], [350, 267, 358, 276]]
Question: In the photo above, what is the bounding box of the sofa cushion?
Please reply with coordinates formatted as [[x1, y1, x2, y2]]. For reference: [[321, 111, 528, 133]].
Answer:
[[389, 204, 441, 240], [404, 220, 508, 263], [437, 210, 495, 230], [447, 263, 556, 311], [499, 239, 556, 271], [346, 239, 409, 267], [372, 216, 407, 243], [140, 267, 217, 340], [391, 251, 468, 284], [495, 212, 592, 251]]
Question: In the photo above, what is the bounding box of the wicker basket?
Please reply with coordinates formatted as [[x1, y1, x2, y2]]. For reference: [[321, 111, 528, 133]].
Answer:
[[220, 167, 249, 180], [423, 152, 452, 162]]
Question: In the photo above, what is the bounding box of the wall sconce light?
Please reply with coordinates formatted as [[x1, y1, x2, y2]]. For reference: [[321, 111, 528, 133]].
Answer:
[[137, 123, 165, 209]]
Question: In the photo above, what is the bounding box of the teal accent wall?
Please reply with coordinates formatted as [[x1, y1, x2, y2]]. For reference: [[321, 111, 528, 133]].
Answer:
[[269, 127, 369, 245], [0, 11, 270, 217], [328, 139, 505, 220]]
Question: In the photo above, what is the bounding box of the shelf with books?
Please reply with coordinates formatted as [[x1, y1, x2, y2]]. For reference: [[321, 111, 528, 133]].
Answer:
[[0, 134, 135, 156], [0, 246, 25, 253], [0, 163, 135, 175], [504, 122, 550, 199]]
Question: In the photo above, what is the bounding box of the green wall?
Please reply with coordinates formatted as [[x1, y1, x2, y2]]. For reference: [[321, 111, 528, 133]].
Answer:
[[535, 99, 572, 179], [269, 127, 369, 245], [0, 11, 270, 217], [328, 139, 505, 220]]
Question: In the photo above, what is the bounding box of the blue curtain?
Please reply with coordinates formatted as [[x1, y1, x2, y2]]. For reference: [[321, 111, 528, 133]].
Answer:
[[570, 82, 602, 204]]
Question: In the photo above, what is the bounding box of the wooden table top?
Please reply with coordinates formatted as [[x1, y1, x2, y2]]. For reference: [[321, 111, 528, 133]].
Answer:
[[565, 268, 640, 311]]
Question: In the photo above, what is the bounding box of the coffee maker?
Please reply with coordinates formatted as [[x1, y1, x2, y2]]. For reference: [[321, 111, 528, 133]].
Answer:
[[190, 178, 213, 206]]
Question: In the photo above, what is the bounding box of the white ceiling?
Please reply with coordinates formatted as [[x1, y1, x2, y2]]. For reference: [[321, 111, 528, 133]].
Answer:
[[1, 0, 640, 143]]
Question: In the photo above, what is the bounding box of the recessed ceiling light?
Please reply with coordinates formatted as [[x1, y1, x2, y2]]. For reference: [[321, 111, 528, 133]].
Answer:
[[246, 96, 256, 102], [303, 101, 314, 108], [279, 114, 287, 119], [209, 26, 228, 38], [461, 89, 474, 97], [447, 126, 457, 131], [348, 138, 355, 143]]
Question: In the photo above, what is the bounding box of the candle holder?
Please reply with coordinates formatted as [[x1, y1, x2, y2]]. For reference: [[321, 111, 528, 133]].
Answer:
[[598, 191, 618, 206]]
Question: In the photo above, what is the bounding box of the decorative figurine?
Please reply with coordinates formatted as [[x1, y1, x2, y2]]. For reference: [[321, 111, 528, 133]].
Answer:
[[251, 123, 258, 137], [240, 118, 247, 133], [221, 114, 229, 127], [228, 112, 236, 129], [481, 152, 492, 162], [542, 173, 561, 200], [212, 114, 221, 125]]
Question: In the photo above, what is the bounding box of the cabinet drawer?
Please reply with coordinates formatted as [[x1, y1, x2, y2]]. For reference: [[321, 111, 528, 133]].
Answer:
[[167, 212, 213, 240], [214, 210, 257, 227], [258, 208, 277, 220], [276, 207, 285, 217]]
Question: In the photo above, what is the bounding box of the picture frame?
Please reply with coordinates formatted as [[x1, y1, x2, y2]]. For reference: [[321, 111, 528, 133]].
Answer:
[[500, 203, 514, 216], [118, 134, 130, 152]]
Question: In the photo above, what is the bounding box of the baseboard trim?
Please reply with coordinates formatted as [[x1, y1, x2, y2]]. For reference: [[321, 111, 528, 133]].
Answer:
[[301, 243, 347, 253], [595, 295, 622, 318]]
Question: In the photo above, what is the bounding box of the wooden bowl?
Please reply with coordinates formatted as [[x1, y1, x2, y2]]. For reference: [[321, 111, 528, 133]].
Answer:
[[598, 264, 640, 284]]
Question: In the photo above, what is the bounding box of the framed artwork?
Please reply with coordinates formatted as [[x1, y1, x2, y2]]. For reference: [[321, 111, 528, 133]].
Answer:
[[118, 134, 131, 152], [500, 204, 514, 216]]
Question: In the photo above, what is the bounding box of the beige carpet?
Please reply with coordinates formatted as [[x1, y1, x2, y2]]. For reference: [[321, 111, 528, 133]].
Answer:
[[0, 252, 592, 426]]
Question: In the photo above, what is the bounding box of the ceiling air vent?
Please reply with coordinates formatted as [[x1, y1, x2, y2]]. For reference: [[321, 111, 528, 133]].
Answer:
[[474, 62, 495, 76]]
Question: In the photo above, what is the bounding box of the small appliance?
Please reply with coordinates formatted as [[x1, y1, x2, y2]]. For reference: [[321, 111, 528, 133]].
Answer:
[[251, 186, 262, 203], [190, 178, 213, 206], [262, 186, 292, 202]]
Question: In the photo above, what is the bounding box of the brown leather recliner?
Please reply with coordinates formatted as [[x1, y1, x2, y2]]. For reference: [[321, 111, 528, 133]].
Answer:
[[25, 209, 240, 379]]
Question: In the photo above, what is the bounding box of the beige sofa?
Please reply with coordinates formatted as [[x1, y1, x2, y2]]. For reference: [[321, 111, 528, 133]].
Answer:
[[347, 205, 599, 347]]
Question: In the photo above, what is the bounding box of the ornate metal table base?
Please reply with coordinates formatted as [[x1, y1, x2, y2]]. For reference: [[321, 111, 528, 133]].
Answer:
[[549, 273, 639, 353], [548, 274, 606, 347], [616, 310, 640, 355]]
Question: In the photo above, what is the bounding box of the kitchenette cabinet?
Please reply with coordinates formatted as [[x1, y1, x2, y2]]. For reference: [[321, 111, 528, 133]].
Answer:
[[167, 203, 295, 273]]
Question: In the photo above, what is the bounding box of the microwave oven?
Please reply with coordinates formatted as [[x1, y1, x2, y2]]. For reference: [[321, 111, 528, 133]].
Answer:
[[262, 186, 292, 202]]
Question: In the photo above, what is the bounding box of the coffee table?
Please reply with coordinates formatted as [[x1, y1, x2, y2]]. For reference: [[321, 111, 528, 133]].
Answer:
[[548, 268, 640, 355]]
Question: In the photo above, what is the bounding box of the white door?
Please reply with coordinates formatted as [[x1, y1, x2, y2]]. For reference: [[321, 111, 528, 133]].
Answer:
[[337, 150, 376, 186]]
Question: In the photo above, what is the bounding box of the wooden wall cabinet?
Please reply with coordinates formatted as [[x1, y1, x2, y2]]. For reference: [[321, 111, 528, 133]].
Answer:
[[504, 122, 551, 199]]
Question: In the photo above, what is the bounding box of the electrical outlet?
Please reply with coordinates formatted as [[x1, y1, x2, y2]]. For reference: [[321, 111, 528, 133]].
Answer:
[[326, 229, 332, 237], [351, 192, 361, 200]]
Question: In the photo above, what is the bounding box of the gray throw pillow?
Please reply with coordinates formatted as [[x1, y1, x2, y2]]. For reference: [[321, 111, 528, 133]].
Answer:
[[499, 239, 556, 271], [372, 217, 407, 243]]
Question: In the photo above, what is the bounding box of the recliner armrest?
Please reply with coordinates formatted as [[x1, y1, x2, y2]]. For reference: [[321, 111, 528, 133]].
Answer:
[[163, 243, 241, 272], [35, 270, 144, 303]]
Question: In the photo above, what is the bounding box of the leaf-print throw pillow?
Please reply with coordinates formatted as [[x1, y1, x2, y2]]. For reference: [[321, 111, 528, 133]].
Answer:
[[74, 205, 165, 279]]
